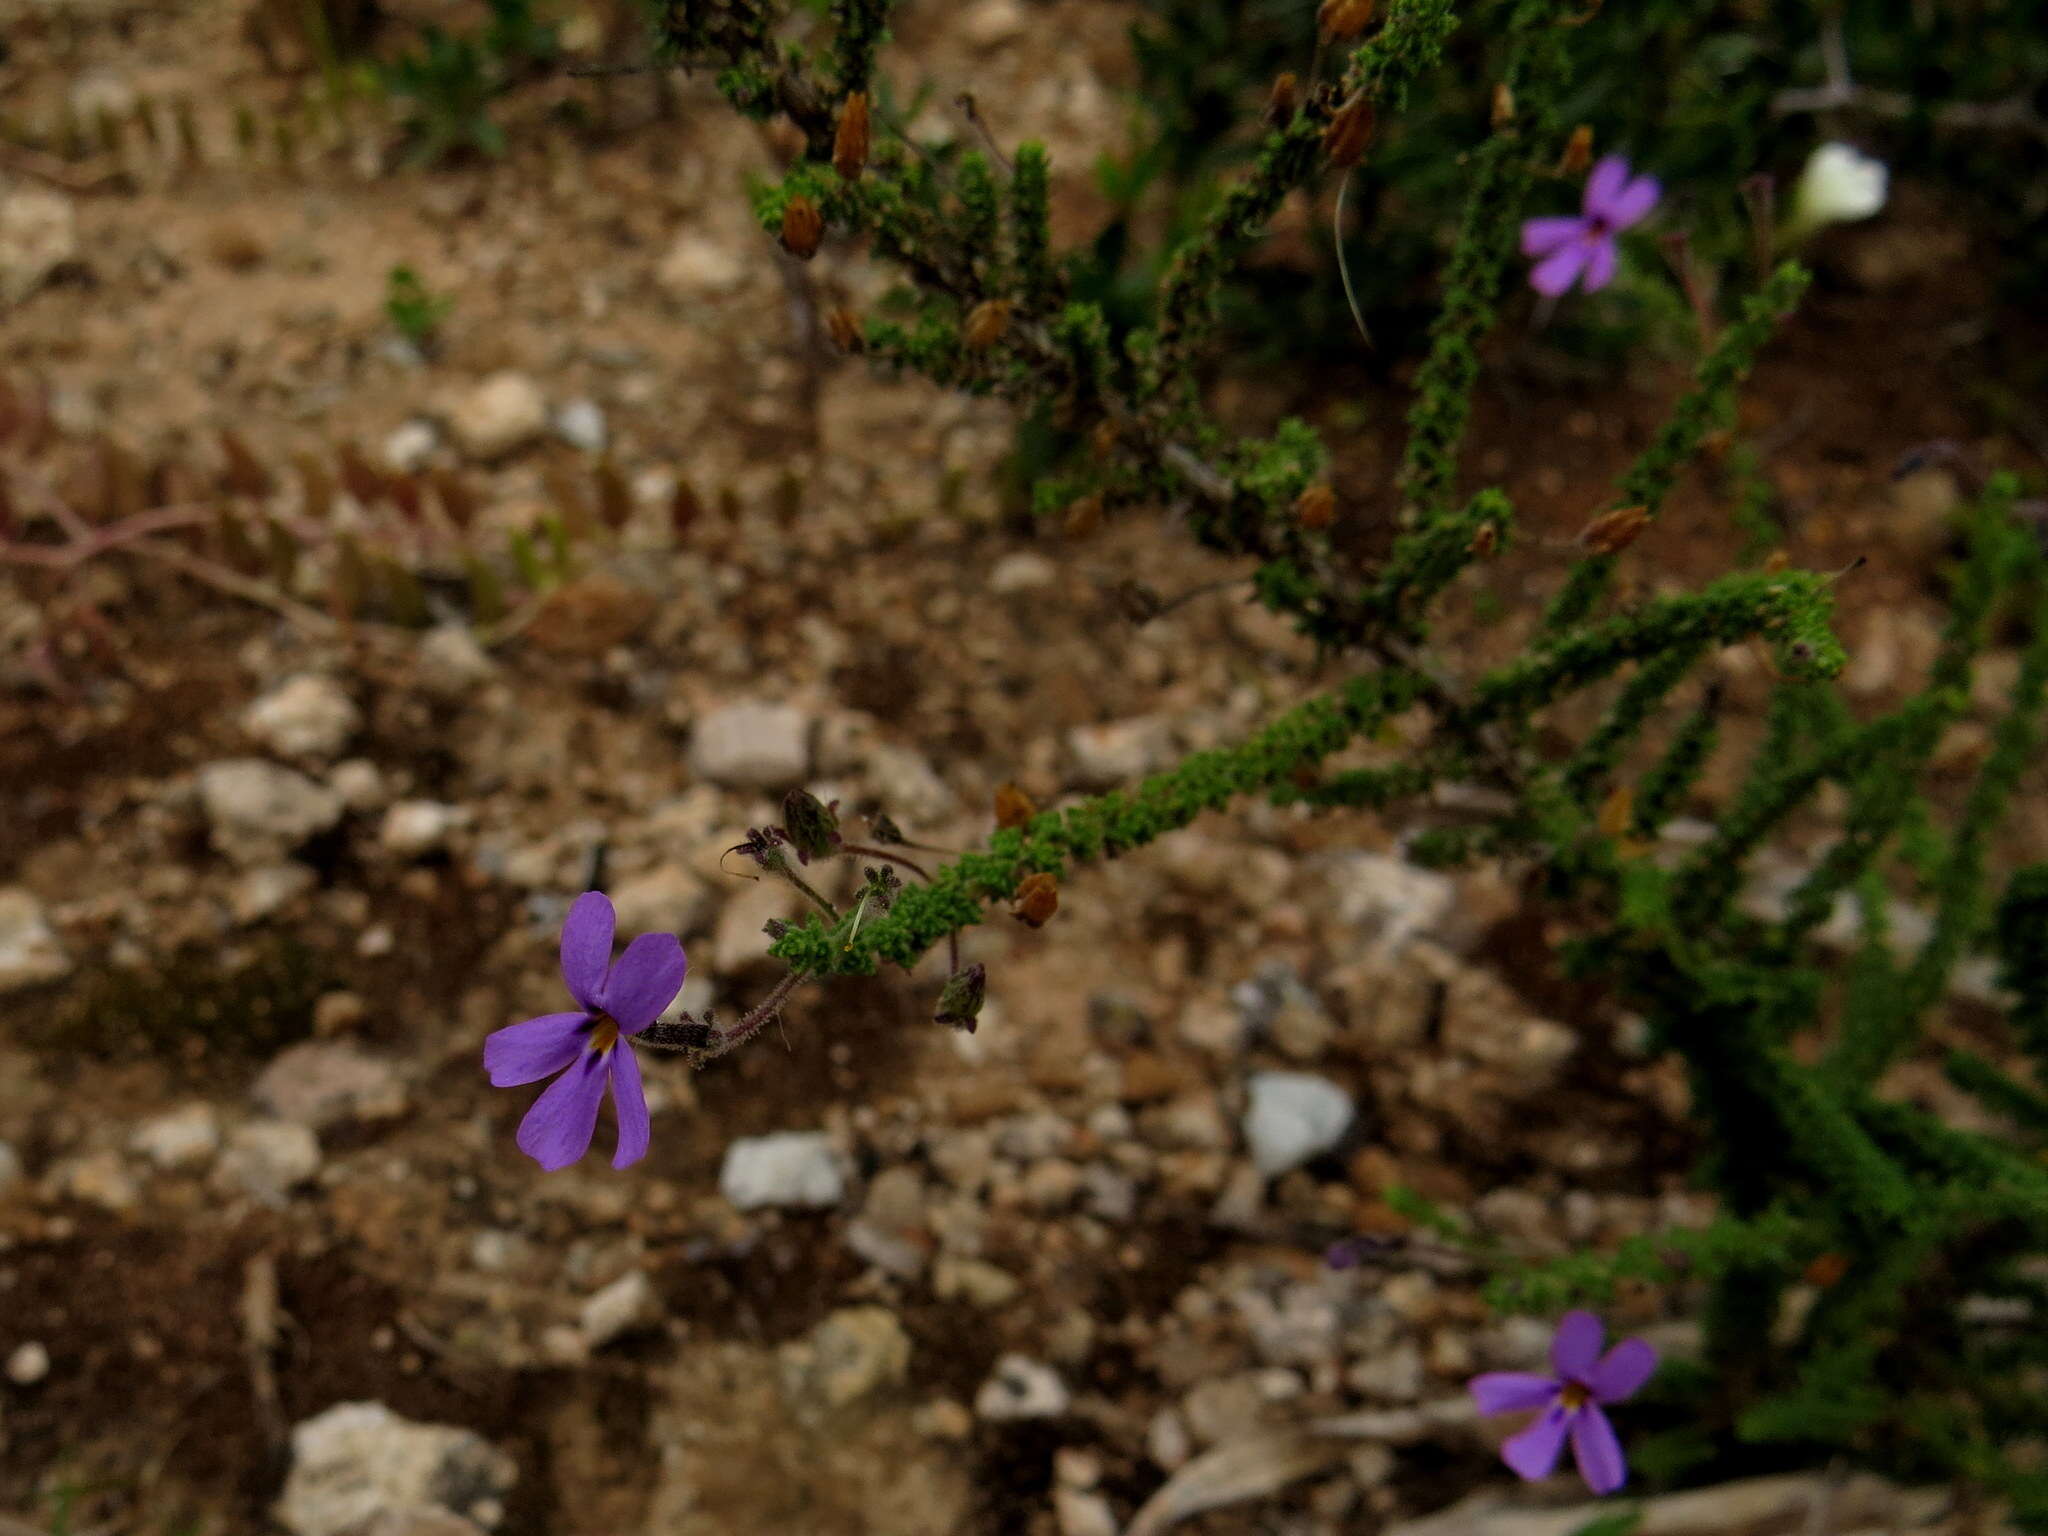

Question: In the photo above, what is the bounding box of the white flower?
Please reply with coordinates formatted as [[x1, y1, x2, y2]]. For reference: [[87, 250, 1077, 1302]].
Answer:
[[1785, 142, 1888, 242]]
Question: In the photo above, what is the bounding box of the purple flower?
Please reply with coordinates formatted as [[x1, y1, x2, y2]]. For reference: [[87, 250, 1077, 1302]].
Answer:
[[1469, 1310, 1658, 1495], [1521, 155, 1661, 297], [483, 891, 687, 1172]]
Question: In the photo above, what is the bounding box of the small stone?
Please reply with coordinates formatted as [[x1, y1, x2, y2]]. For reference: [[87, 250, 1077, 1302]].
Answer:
[[711, 880, 800, 973], [1147, 1407, 1193, 1470], [787, 1305, 911, 1409], [961, 0, 1027, 48], [350, 1514, 488, 1536], [608, 866, 711, 940], [329, 759, 387, 811], [0, 183, 80, 305], [989, 551, 1058, 594], [974, 1355, 1069, 1421], [1141, 1091, 1233, 1152], [218, 1120, 322, 1202], [688, 700, 812, 789], [254, 1042, 407, 1130], [1020, 1158, 1083, 1210], [48, 1150, 139, 1212], [380, 800, 471, 856], [1054, 1488, 1118, 1536], [383, 419, 439, 474], [1320, 853, 1455, 956], [130, 1103, 221, 1171], [313, 990, 369, 1036], [913, 1399, 974, 1441], [198, 759, 346, 866], [1233, 965, 1335, 1062], [657, 231, 746, 298], [229, 862, 317, 924], [6, 1341, 50, 1385], [1243, 1072, 1355, 1176], [932, 1256, 1021, 1308], [719, 1131, 845, 1210], [1067, 716, 1175, 789], [867, 744, 956, 823], [444, 372, 548, 462], [1347, 1443, 1397, 1489], [579, 1270, 663, 1348], [1348, 1340, 1424, 1403], [554, 398, 607, 454], [416, 626, 496, 699], [0, 887, 70, 993], [243, 675, 362, 760], [276, 1401, 516, 1536]]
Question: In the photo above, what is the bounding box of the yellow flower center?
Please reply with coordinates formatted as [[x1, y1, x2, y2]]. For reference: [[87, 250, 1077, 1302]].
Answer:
[[587, 1015, 620, 1054], [1559, 1380, 1591, 1411]]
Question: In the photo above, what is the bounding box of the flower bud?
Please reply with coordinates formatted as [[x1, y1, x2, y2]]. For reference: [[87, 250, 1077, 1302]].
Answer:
[[832, 91, 871, 181], [994, 782, 1037, 829], [826, 306, 864, 353], [934, 962, 987, 1032], [1577, 504, 1650, 556], [1785, 142, 1887, 244], [964, 299, 1013, 350], [1294, 483, 1336, 530], [1559, 124, 1593, 177], [780, 194, 824, 259], [1011, 871, 1059, 928], [780, 789, 842, 864], [1317, 0, 1376, 39], [1265, 72, 1300, 127], [1322, 94, 1376, 169]]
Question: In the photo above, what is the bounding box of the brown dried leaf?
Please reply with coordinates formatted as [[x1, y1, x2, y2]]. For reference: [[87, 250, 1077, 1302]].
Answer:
[[1012, 871, 1059, 928], [780, 195, 824, 259], [1577, 504, 1650, 556], [993, 782, 1037, 830], [832, 91, 870, 181]]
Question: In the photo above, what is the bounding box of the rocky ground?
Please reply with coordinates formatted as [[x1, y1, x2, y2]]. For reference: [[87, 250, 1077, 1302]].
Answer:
[[2, 2, 2045, 1534]]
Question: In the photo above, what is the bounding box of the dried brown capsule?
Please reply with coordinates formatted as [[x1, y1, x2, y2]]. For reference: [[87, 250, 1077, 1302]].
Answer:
[[1294, 483, 1336, 530], [1577, 504, 1650, 556], [832, 91, 870, 181], [1012, 871, 1059, 928], [994, 782, 1037, 830], [780, 195, 824, 259], [1559, 123, 1594, 177], [1265, 71, 1300, 127], [963, 299, 1013, 350], [1317, 0, 1377, 39], [1322, 94, 1376, 169], [826, 306, 864, 353], [1490, 82, 1515, 131], [1468, 521, 1499, 558], [1062, 494, 1103, 540], [1089, 419, 1121, 461]]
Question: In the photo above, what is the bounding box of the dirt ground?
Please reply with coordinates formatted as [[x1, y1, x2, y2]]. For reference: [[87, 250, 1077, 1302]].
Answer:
[[2, 2, 2045, 1534]]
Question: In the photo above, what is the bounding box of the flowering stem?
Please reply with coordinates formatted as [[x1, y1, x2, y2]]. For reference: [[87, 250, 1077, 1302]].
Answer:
[[694, 970, 811, 1064], [840, 843, 931, 881], [778, 866, 841, 920]]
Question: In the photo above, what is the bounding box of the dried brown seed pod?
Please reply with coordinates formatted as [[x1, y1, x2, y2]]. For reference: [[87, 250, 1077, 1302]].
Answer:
[[994, 782, 1037, 829], [963, 299, 1013, 350], [1322, 94, 1376, 169], [1317, 0, 1377, 39], [1468, 521, 1499, 558], [1294, 483, 1336, 530], [1559, 124, 1594, 177], [826, 306, 864, 353], [1062, 494, 1103, 539], [1265, 71, 1300, 127], [1576, 504, 1650, 556], [832, 91, 871, 181], [1012, 871, 1059, 928], [780, 195, 824, 259], [1490, 82, 1516, 131]]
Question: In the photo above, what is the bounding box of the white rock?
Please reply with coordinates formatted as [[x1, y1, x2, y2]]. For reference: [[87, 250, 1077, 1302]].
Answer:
[[554, 398, 607, 454], [785, 1305, 912, 1409], [719, 1131, 845, 1210], [48, 1150, 138, 1211], [608, 865, 711, 939], [243, 675, 362, 760], [444, 372, 548, 462], [1054, 1487, 1118, 1536], [867, 744, 956, 823], [253, 1042, 407, 1130], [579, 1270, 663, 1348], [961, 0, 1028, 49], [1067, 716, 1175, 788], [6, 1341, 49, 1385], [383, 419, 439, 474], [229, 862, 317, 924], [217, 1120, 322, 1202], [381, 800, 471, 856], [416, 625, 496, 699], [198, 759, 346, 865], [989, 551, 1058, 594], [688, 700, 811, 789], [276, 1402, 516, 1536], [1243, 1071, 1355, 1177], [330, 759, 388, 811], [130, 1102, 222, 1170], [657, 231, 746, 298], [0, 183, 79, 305], [1321, 853, 1455, 956], [0, 887, 69, 992], [974, 1354, 1069, 1420]]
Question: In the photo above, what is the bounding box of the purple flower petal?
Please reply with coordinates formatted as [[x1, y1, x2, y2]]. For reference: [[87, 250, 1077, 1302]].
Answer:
[[515, 1047, 608, 1170], [1522, 216, 1588, 258], [600, 932, 688, 1032], [559, 891, 616, 1010], [1470, 1373, 1560, 1416], [1501, 1404, 1571, 1482], [1530, 240, 1591, 297], [1603, 172, 1660, 230], [484, 1011, 590, 1086], [1583, 155, 1632, 221], [610, 1045, 650, 1169], [1581, 235, 1619, 293], [1551, 1311, 1605, 1379], [1570, 1403, 1629, 1495], [1586, 1338, 1659, 1403]]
